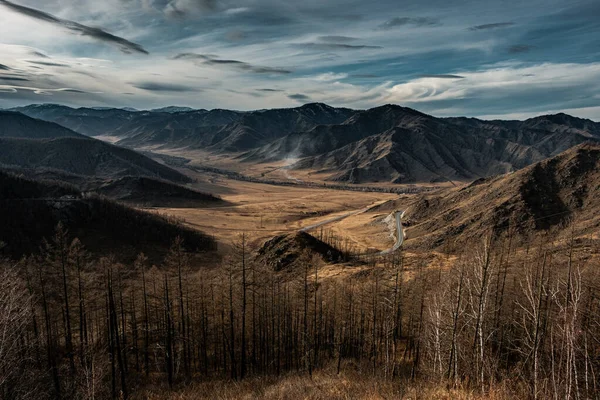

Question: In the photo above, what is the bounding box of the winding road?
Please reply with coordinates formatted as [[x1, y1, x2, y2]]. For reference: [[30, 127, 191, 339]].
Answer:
[[298, 205, 373, 233], [299, 204, 406, 255], [378, 210, 405, 255]]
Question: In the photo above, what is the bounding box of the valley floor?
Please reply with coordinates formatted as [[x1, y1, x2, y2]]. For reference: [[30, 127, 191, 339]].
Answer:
[[142, 176, 400, 251]]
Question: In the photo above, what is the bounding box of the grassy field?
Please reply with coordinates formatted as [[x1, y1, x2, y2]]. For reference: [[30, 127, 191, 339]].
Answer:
[[135, 368, 516, 400], [143, 176, 398, 249]]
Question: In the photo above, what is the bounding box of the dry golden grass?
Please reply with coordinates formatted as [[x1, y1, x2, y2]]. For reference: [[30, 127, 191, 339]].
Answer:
[[324, 210, 396, 253], [135, 368, 517, 400], [143, 177, 397, 249]]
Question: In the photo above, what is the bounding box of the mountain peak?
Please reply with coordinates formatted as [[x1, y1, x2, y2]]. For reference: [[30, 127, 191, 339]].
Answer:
[[150, 106, 195, 113], [371, 104, 428, 116], [300, 102, 334, 110]]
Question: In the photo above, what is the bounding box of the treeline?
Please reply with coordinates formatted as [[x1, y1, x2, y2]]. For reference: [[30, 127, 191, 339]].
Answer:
[[0, 170, 216, 258], [0, 196, 216, 258], [189, 165, 435, 194], [1, 227, 600, 399], [0, 169, 80, 199]]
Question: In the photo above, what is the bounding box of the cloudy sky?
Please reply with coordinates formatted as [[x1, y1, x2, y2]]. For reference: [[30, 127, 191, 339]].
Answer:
[[0, 0, 599, 119]]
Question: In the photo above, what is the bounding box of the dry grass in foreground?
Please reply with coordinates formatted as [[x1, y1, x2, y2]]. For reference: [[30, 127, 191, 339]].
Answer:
[[137, 368, 516, 400]]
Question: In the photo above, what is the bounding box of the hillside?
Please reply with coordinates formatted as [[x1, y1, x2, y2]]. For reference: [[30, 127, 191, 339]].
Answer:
[[0, 110, 84, 139], [0, 137, 192, 182], [94, 176, 225, 207], [257, 231, 346, 271], [403, 143, 600, 250], [0, 112, 192, 182], [0, 170, 216, 261]]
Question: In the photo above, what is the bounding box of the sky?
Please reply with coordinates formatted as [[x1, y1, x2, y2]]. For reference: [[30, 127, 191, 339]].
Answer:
[[0, 0, 599, 119]]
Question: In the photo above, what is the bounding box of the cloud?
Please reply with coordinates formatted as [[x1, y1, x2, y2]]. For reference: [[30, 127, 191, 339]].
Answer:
[[383, 62, 600, 117], [174, 53, 292, 74], [26, 60, 71, 67], [30, 51, 49, 58], [0, 64, 10, 71], [0, 76, 29, 82], [132, 81, 198, 92], [163, 0, 217, 18], [0, 0, 148, 54], [469, 22, 515, 31], [300, 43, 383, 51], [257, 88, 283, 92], [0, 85, 90, 95], [350, 74, 379, 78], [288, 93, 311, 102], [378, 17, 440, 30], [419, 74, 465, 79], [508, 44, 534, 54], [312, 72, 348, 81], [225, 30, 247, 41], [224, 7, 250, 15], [55, 88, 88, 93], [318, 35, 358, 43]]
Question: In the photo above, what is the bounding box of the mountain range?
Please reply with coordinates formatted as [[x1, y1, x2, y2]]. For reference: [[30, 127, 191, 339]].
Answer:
[[8, 103, 600, 184], [0, 111, 191, 183], [404, 143, 600, 250]]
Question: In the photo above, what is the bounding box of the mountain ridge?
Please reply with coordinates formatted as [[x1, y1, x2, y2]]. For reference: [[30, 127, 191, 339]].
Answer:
[[8, 103, 600, 183], [0, 112, 192, 182], [403, 143, 600, 249]]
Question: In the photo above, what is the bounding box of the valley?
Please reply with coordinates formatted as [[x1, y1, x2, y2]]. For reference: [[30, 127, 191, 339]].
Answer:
[[3, 0, 600, 397], [142, 176, 398, 250], [3, 102, 600, 400]]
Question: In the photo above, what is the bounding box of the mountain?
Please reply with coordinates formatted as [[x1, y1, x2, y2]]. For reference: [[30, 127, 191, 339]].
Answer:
[[10, 104, 140, 137], [0, 112, 192, 182], [276, 106, 600, 183], [403, 143, 600, 250], [112, 108, 242, 147], [0, 137, 192, 182], [0, 110, 84, 139], [11, 103, 356, 152], [114, 103, 355, 151], [0, 170, 216, 261], [94, 176, 225, 207], [10, 103, 600, 184], [151, 106, 195, 113]]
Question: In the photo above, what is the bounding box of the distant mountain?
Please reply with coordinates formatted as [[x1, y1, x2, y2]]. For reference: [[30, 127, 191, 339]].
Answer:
[[112, 103, 354, 151], [9, 103, 600, 184], [151, 106, 195, 113], [0, 169, 216, 261], [261, 105, 600, 183], [112, 108, 242, 147], [11, 103, 356, 151], [91, 106, 139, 112], [0, 112, 191, 182], [196, 103, 355, 152], [404, 143, 600, 249], [10, 104, 140, 137]]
